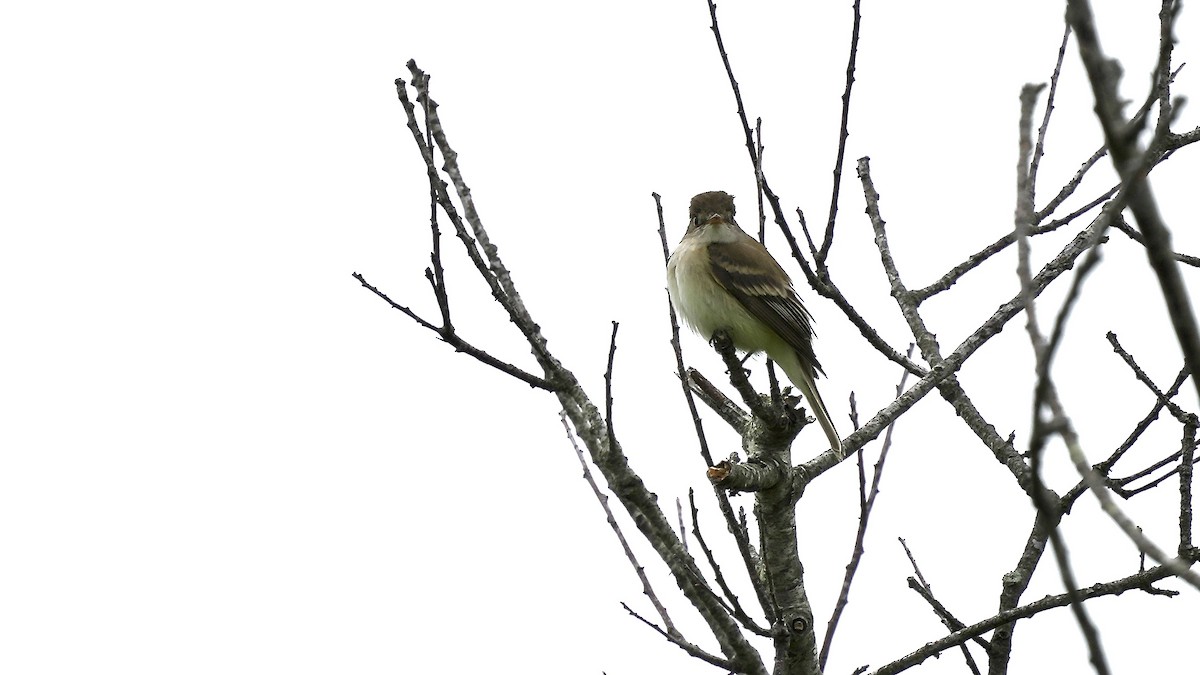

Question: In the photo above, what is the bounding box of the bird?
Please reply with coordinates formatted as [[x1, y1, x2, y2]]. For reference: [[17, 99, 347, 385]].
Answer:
[[666, 190, 841, 453]]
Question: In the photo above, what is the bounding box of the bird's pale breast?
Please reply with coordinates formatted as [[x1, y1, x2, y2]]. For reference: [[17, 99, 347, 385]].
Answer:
[[668, 239, 778, 355]]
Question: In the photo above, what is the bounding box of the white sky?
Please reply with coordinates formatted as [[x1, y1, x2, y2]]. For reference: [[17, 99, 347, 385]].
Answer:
[[3, 1, 1199, 673]]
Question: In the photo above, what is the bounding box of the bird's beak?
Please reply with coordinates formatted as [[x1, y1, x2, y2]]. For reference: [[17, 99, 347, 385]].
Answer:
[[706, 213, 725, 225]]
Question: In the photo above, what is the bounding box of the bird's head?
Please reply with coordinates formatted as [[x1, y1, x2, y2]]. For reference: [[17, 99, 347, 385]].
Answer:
[[687, 191, 737, 234]]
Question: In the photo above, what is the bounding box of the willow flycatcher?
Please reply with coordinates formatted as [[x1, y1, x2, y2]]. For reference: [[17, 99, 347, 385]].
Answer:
[[667, 191, 841, 452]]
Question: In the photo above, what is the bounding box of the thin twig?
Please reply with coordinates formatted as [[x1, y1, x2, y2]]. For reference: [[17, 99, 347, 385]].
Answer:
[[1074, 364, 1188, 488], [869, 561, 1180, 675], [755, 117, 766, 244], [677, 497, 688, 554], [705, 0, 760, 174], [352, 273, 556, 390], [817, 0, 863, 264], [1110, 217, 1200, 267], [620, 602, 734, 670], [900, 540, 986, 675], [688, 490, 772, 637], [819, 345, 915, 668], [1033, 60, 1184, 224], [1179, 416, 1196, 554], [857, 157, 943, 366], [560, 413, 677, 635], [1015, 81, 1111, 675], [1106, 332, 1192, 422], [422, 91, 452, 330], [1114, 451, 1200, 498], [1034, 148, 1109, 224], [1028, 23, 1072, 207], [604, 321, 619, 459], [900, 538, 991, 654], [912, 192, 1110, 303]]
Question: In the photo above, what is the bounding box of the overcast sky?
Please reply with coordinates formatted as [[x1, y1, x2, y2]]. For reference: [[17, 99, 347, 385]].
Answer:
[[3, 1, 1199, 674]]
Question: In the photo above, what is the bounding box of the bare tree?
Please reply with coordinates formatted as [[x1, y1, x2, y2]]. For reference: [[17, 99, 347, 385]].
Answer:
[[357, 1, 1198, 673]]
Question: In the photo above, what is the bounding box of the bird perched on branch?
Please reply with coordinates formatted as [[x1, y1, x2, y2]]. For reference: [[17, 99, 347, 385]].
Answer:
[[667, 191, 841, 453]]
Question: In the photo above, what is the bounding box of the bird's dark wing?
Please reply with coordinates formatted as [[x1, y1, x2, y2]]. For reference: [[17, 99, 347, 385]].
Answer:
[[708, 239, 825, 378]]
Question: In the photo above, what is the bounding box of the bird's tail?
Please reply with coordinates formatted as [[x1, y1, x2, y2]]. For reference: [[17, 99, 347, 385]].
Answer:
[[774, 349, 842, 456]]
